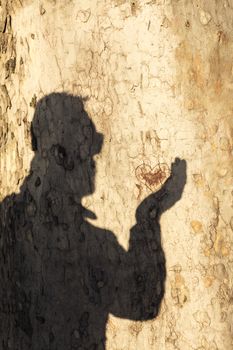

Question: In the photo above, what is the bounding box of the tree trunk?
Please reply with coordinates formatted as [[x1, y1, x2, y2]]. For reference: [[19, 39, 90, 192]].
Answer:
[[0, 1, 232, 349]]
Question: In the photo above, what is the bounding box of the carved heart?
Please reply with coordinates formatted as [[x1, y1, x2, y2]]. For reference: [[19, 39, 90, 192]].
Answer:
[[135, 163, 170, 192]]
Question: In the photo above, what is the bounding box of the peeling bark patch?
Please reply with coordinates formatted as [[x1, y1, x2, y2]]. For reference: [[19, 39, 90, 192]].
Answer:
[[5, 57, 16, 78], [130, 1, 140, 16], [29, 94, 37, 108], [40, 5, 46, 16], [0, 84, 11, 113]]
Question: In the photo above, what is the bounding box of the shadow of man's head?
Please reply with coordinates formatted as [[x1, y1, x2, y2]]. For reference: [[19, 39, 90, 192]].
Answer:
[[30, 93, 103, 198]]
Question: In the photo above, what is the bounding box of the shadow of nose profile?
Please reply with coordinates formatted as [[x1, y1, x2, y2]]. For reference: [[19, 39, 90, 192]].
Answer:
[[0, 93, 186, 350]]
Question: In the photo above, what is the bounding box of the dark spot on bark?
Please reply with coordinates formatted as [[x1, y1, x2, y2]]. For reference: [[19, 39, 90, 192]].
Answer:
[[50, 144, 74, 170], [36, 315, 45, 324], [30, 94, 37, 109], [30, 124, 37, 151], [34, 177, 41, 187], [49, 331, 55, 343], [5, 57, 16, 78]]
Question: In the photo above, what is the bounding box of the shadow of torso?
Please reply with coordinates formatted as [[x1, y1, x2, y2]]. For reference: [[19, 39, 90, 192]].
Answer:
[[0, 183, 165, 350]]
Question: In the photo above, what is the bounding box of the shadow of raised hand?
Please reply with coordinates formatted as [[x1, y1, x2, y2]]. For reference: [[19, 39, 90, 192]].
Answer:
[[135, 158, 187, 223]]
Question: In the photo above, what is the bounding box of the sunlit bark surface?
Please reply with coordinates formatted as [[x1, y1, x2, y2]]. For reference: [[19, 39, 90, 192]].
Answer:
[[0, 1, 232, 349]]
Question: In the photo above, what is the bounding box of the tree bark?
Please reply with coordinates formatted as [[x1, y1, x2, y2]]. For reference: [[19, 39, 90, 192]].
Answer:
[[0, 1, 232, 349]]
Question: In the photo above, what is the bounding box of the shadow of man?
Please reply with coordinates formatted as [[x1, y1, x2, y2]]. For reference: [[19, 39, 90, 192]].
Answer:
[[0, 93, 186, 350]]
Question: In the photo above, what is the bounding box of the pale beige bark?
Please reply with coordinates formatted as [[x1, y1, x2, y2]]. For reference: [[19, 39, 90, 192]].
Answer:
[[0, 1, 232, 349]]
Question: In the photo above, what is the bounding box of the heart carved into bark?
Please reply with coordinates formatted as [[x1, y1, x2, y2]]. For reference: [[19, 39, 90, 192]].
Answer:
[[135, 163, 170, 192]]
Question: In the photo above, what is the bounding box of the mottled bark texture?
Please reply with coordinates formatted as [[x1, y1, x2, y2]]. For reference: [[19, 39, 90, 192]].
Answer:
[[0, 1, 233, 350]]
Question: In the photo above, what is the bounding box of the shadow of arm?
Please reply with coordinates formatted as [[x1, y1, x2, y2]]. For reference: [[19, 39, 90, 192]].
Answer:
[[110, 221, 165, 320], [110, 159, 186, 321]]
